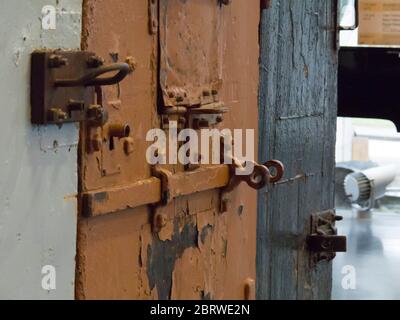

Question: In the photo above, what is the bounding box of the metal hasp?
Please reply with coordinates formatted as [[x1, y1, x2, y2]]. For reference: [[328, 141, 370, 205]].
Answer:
[[30, 50, 129, 126], [307, 210, 347, 265]]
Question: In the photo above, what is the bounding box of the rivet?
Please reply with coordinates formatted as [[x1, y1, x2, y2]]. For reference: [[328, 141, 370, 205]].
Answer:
[[125, 56, 137, 73], [48, 54, 68, 68], [109, 124, 131, 139]]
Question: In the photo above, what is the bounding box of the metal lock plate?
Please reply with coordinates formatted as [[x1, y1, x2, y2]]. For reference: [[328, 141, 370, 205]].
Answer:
[[307, 210, 347, 265], [31, 50, 95, 125], [31, 50, 129, 126]]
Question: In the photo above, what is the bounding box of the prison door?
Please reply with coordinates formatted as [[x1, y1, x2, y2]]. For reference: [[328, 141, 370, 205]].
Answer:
[[76, 0, 264, 300]]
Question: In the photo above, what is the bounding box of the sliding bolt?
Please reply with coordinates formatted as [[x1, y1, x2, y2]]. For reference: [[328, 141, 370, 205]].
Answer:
[[109, 124, 131, 139]]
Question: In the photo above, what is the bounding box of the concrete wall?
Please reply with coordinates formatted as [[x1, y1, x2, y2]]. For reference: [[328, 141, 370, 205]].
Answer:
[[0, 0, 82, 299]]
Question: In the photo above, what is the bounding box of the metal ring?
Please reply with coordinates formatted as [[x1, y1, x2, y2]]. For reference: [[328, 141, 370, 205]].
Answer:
[[245, 164, 270, 190], [55, 63, 130, 87], [264, 160, 285, 183]]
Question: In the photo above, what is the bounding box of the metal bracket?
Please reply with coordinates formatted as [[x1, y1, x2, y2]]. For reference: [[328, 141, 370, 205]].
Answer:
[[30, 50, 129, 126], [307, 210, 347, 266]]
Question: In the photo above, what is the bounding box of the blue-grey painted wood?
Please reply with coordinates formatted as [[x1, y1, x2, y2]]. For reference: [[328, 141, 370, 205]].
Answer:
[[257, 0, 338, 300]]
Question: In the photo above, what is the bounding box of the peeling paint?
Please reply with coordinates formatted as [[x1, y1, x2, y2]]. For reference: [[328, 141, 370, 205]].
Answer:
[[76, 0, 259, 300], [147, 217, 198, 300]]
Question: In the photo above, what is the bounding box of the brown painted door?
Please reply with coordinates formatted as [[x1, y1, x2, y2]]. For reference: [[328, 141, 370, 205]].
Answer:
[[76, 0, 261, 300]]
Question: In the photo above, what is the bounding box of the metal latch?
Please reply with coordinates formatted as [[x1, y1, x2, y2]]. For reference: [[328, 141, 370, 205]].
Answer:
[[307, 210, 347, 265], [30, 50, 130, 126]]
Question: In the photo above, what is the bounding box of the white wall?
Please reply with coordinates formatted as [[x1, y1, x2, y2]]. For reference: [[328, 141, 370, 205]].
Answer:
[[0, 0, 82, 299]]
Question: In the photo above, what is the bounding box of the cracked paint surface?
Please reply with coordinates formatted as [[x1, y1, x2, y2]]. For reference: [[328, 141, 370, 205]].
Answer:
[[76, 0, 259, 300]]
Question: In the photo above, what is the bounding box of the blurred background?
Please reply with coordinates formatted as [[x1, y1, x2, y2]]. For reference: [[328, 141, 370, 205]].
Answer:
[[333, 1, 400, 299]]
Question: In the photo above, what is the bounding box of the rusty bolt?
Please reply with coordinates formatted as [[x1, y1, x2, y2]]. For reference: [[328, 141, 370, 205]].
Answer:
[[216, 116, 223, 123], [108, 124, 131, 139], [125, 56, 137, 73], [48, 108, 68, 122], [123, 137, 135, 155], [48, 54, 68, 68], [87, 104, 108, 127], [87, 55, 104, 68], [176, 95, 184, 103], [212, 89, 219, 95]]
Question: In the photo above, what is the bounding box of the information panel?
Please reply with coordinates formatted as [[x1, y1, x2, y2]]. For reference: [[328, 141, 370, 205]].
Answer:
[[359, 0, 400, 45]]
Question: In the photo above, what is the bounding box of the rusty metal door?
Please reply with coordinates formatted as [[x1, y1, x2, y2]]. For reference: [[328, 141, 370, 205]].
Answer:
[[76, 0, 265, 300]]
